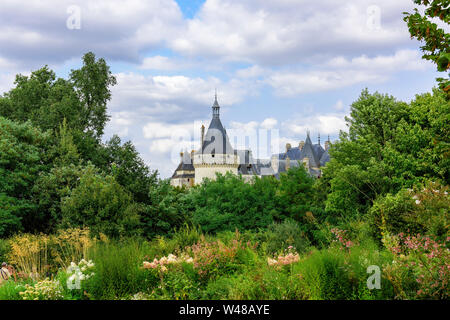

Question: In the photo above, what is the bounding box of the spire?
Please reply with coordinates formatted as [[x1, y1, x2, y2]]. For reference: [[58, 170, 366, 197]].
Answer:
[[318, 132, 320, 145], [306, 129, 311, 144], [212, 90, 220, 119]]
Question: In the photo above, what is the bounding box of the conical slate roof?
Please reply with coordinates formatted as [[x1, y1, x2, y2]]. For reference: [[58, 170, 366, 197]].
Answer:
[[200, 95, 234, 155], [300, 132, 320, 167]]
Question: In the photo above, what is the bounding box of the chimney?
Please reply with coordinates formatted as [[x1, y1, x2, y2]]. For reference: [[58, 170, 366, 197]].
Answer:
[[325, 135, 330, 151], [286, 156, 290, 170], [201, 125, 205, 149], [299, 141, 305, 150]]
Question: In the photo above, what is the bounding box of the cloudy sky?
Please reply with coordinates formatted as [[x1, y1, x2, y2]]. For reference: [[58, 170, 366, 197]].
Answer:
[[0, 0, 445, 177]]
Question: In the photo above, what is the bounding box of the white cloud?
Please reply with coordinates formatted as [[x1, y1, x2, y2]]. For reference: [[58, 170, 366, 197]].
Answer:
[[109, 72, 255, 123], [170, 0, 416, 65], [140, 56, 184, 70], [282, 114, 348, 137], [260, 118, 278, 129], [0, 0, 184, 67], [267, 49, 432, 96]]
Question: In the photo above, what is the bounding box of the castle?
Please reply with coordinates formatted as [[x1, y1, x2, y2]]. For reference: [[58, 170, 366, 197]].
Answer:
[[170, 95, 331, 187]]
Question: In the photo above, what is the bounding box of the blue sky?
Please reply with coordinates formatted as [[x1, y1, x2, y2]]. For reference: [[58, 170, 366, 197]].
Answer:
[[0, 0, 445, 177]]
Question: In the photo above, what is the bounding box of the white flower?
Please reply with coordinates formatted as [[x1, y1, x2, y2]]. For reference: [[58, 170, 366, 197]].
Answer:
[[415, 199, 421, 205]]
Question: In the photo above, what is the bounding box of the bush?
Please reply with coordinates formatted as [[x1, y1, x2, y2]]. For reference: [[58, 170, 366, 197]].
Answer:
[[369, 181, 449, 242], [0, 280, 30, 300], [259, 220, 310, 255], [0, 239, 10, 263], [190, 173, 275, 233], [60, 166, 140, 238], [293, 245, 394, 300], [383, 233, 449, 299]]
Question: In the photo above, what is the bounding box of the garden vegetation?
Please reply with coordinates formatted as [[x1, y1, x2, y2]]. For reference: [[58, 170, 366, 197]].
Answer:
[[0, 0, 448, 300]]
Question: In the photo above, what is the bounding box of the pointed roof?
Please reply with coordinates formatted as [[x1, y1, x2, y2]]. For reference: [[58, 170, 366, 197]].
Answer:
[[199, 94, 234, 154], [300, 131, 320, 167]]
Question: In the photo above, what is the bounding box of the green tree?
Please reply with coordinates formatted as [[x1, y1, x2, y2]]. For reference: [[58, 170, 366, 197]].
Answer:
[[0, 117, 53, 235], [0, 67, 82, 132], [60, 166, 140, 238], [277, 164, 315, 222], [139, 180, 192, 239], [190, 173, 275, 233], [404, 0, 450, 97], [323, 89, 449, 218], [70, 52, 117, 139], [100, 135, 158, 203]]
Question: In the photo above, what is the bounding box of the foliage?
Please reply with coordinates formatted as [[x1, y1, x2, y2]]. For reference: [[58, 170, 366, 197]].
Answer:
[[187, 232, 256, 280], [323, 89, 449, 219], [60, 166, 140, 238], [139, 179, 192, 239], [100, 135, 158, 203], [190, 173, 275, 233], [369, 181, 449, 242], [277, 165, 315, 222], [383, 233, 449, 299], [0, 280, 30, 300], [404, 0, 450, 96], [0, 67, 82, 132], [69, 52, 117, 139], [258, 220, 310, 255], [19, 278, 63, 300], [0, 117, 53, 235], [85, 239, 153, 299]]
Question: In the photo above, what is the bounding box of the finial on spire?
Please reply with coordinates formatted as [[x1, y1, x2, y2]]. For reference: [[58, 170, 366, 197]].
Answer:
[[212, 89, 220, 119], [318, 132, 320, 145]]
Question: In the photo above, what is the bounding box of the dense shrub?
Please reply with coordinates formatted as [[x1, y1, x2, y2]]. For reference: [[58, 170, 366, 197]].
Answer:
[[190, 173, 275, 233], [369, 181, 449, 242], [60, 167, 140, 238], [258, 220, 310, 255], [139, 180, 192, 239]]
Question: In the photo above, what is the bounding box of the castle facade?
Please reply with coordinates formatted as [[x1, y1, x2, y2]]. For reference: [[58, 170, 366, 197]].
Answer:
[[170, 95, 330, 187]]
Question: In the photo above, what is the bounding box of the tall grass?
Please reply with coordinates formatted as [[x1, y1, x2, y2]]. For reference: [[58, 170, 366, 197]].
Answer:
[[85, 238, 156, 299]]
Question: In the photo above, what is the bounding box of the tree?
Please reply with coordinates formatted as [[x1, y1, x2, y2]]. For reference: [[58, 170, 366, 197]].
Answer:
[[190, 173, 275, 233], [100, 135, 158, 204], [277, 165, 315, 222], [70, 52, 117, 139], [322, 89, 449, 218], [60, 166, 140, 238], [404, 0, 450, 97], [0, 117, 53, 235], [139, 180, 192, 239], [0, 67, 82, 132]]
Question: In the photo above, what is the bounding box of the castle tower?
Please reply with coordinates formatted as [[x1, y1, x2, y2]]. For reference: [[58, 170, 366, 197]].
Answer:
[[192, 93, 239, 184]]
